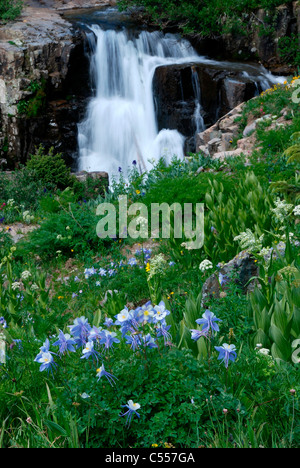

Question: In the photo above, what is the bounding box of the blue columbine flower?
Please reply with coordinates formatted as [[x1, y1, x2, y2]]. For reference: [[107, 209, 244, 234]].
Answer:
[[152, 301, 170, 323], [190, 328, 209, 341], [125, 334, 142, 351], [96, 363, 118, 386], [104, 317, 114, 328], [34, 338, 53, 362], [120, 400, 141, 426], [88, 325, 103, 342], [81, 340, 100, 361], [53, 330, 76, 355], [215, 343, 237, 368], [196, 310, 221, 334], [155, 320, 172, 344], [36, 352, 57, 373], [69, 316, 91, 348], [84, 267, 97, 279], [34, 342, 56, 373], [115, 307, 131, 325], [99, 330, 120, 350], [142, 333, 158, 349], [128, 257, 137, 267]]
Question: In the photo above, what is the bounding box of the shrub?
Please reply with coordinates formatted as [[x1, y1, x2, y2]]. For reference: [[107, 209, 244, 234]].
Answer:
[[26, 145, 74, 191]]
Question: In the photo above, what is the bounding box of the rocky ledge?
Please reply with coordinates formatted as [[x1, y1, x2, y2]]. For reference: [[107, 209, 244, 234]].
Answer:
[[195, 100, 293, 161], [0, 1, 112, 168]]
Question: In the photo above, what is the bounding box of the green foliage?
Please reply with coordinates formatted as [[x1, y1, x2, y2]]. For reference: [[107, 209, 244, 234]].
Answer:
[[0, 167, 47, 212], [248, 238, 300, 364], [278, 34, 300, 68], [26, 145, 74, 191], [203, 172, 274, 263], [0, 0, 23, 22], [17, 80, 46, 118], [283, 133, 300, 164], [118, 0, 289, 39], [24, 198, 106, 260]]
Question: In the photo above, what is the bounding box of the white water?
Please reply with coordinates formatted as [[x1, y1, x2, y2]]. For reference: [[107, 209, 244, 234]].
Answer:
[[77, 24, 285, 179]]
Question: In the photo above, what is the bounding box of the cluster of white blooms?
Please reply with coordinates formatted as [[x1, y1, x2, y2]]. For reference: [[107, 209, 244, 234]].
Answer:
[[147, 254, 167, 281], [199, 259, 213, 272], [11, 281, 22, 291], [21, 270, 32, 280], [7, 199, 15, 208], [23, 211, 34, 224], [255, 344, 270, 355], [293, 205, 300, 217], [271, 198, 293, 224], [234, 229, 264, 253]]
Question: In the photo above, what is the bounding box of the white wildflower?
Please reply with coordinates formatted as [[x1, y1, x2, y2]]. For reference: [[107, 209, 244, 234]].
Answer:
[[293, 205, 300, 217], [199, 259, 213, 272], [259, 348, 270, 356], [147, 254, 167, 280], [271, 198, 293, 224], [234, 229, 264, 253], [21, 270, 32, 280]]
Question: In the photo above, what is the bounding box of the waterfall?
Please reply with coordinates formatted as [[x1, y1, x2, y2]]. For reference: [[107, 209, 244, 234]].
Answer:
[[77, 19, 286, 179], [78, 27, 200, 178]]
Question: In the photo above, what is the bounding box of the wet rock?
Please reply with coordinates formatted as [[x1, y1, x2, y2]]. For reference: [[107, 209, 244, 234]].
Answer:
[[153, 62, 262, 154]]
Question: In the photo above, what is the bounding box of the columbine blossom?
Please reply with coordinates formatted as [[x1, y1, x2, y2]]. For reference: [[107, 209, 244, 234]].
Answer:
[[104, 317, 114, 328], [142, 333, 158, 349], [53, 330, 76, 355], [155, 320, 172, 344], [152, 301, 170, 323], [214, 343, 237, 368], [96, 363, 118, 386], [34, 340, 56, 372], [84, 267, 97, 279], [120, 400, 141, 426], [190, 329, 208, 341], [196, 310, 221, 334], [125, 334, 142, 351], [81, 340, 100, 361], [128, 257, 137, 267], [88, 326, 103, 342], [138, 303, 155, 323], [34, 339, 52, 362], [69, 316, 91, 348], [99, 330, 120, 350], [36, 351, 57, 373], [116, 307, 131, 324]]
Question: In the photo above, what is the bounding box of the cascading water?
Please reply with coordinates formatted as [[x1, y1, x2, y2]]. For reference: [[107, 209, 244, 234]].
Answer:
[[78, 27, 197, 177], [77, 12, 286, 179]]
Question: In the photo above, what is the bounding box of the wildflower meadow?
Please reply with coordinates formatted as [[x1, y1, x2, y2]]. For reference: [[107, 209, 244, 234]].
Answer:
[[0, 73, 299, 450]]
